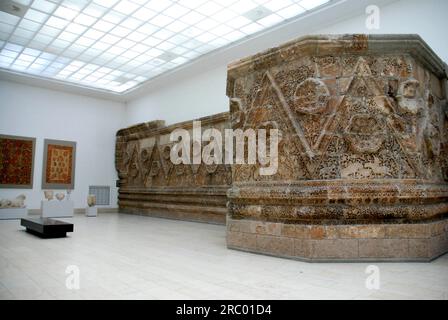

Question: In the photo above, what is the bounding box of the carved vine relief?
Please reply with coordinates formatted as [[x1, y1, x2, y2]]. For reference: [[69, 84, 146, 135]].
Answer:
[[116, 129, 232, 188], [229, 55, 448, 182]]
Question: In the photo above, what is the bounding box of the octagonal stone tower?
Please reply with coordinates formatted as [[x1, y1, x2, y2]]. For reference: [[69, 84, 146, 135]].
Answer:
[[226, 35, 448, 262]]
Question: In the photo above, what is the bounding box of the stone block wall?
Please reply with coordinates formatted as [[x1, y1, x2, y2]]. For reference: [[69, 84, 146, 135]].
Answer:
[[227, 219, 448, 262]]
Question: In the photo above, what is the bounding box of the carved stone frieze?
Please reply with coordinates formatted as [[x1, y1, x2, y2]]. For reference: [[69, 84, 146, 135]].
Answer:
[[115, 113, 230, 224], [226, 34, 448, 261]]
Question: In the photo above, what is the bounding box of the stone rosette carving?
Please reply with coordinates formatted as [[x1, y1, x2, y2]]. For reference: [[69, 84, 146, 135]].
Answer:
[[226, 34, 448, 261], [293, 78, 330, 114], [344, 114, 386, 154]]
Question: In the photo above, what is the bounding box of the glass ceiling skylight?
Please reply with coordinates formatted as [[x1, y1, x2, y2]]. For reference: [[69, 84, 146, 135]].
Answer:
[[0, 0, 331, 93]]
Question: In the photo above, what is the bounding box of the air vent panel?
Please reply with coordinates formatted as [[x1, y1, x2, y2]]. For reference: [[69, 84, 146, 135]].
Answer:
[[0, 0, 27, 18], [88, 185, 110, 206]]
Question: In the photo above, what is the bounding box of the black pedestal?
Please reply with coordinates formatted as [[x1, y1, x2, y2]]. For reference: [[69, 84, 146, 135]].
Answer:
[[21, 217, 73, 238]]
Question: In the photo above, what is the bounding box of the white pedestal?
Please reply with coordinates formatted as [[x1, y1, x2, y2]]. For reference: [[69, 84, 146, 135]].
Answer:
[[86, 206, 97, 217], [41, 200, 74, 218], [0, 208, 27, 220]]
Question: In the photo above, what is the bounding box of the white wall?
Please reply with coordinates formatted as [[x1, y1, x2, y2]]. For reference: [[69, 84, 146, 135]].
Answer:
[[126, 66, 228, 125], [126, 0, 448, 126], [0, 80, 126, 210]]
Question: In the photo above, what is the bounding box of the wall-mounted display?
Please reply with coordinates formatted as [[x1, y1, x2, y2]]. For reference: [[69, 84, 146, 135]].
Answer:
[[42, 139, 76, 190], [0, 134, 36, 189]]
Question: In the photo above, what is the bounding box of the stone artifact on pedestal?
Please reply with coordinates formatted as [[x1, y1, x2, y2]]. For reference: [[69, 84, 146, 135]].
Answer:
[[86, 194, 97, 217], [0, 194, 27, 219], [0, 194, 26, 208], [41, 191, 74, 218], [44, 190, 54, 201], [87, 194, 96, 207], [55, 193, 65, 201], [115, 113, 231, 224], [226, 34, 448, 261]]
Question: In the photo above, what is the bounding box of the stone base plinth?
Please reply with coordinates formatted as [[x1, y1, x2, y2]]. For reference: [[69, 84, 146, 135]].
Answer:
[[0, 208, 27, 220], [121, 207, 226, 225], [41, 200, 74, 218], [119, 187, 227, 225], [86, 206, 97, 217], [227, 218, 448, 262]]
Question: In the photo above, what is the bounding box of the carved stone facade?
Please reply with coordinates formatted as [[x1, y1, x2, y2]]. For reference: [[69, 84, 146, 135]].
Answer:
[[115, 113, 230, 224], [226, 35, 448, 261]]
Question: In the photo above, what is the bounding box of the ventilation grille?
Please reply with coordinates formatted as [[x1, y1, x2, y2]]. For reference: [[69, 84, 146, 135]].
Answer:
[[88, 186, 110, 206], [0, 0, 27, 18]]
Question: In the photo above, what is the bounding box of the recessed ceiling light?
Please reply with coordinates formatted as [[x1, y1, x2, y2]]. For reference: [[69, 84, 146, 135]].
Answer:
[[163, 4, 190, 19], [65, 23, 87, 35], [23, 48, 41, 56], [31, 0, 57, 14], [83, 3, 108, 18], [101, 34, 120, 44], [243, 6, 273, 22], [299, 0, 330, 10], [277, 4, 306, 19], [144, 0, 173, 12], [24, 9, 48, 23], [92, 20, 112, 31], [1, 50, 18, 59], [53, 6, 79, 20], [114, 0, 139, 15], [74, 13, 97, 26], [102, 10, 126, 24], [258, 14, 284, 27], [76, 36, 95, 47], [58, 31, 78, 42]]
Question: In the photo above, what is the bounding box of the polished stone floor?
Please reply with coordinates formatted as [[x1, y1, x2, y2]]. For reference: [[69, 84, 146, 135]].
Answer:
[[0, 213, 447, 300]]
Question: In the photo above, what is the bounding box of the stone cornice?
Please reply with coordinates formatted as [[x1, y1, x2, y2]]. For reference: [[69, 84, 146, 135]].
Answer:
[[117, 112, 230, 140], [227, 34, 448, 81]]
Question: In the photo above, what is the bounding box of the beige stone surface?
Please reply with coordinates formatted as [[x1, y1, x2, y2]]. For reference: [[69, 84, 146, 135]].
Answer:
[[358, 239, 409, 259], [311, 239, 359, 259], [256, 235, 294, 257]]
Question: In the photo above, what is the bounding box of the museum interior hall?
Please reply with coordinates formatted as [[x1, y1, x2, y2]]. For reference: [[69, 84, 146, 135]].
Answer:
[[0, 0, 447, 301]]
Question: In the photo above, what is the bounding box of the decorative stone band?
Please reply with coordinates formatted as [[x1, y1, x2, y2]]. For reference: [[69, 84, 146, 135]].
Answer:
[[228, 181, 448, 223], [227, 34, 447, 83], [119, 187, 228, 224]]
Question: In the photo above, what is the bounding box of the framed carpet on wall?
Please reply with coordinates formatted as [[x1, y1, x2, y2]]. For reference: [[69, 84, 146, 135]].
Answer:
[[42, 139, 76, 190], [0, 134, 36, 189]]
